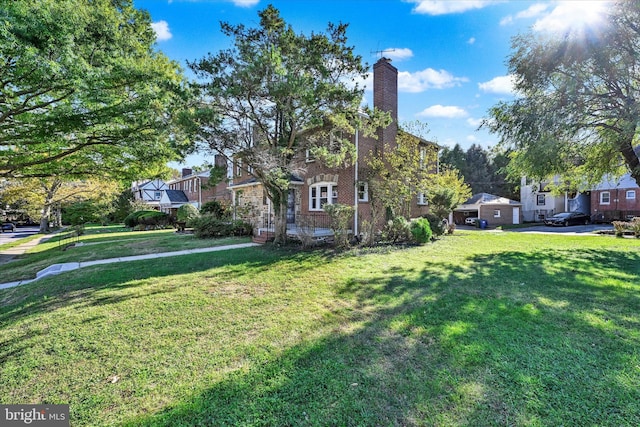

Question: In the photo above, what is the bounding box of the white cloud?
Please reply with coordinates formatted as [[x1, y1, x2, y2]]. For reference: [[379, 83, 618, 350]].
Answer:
[[466, 135, 479, 142], [467, 37, 476, 45], [231, 0, 259, 7], [382, 48, 414, 62], [398, 68, 468, 93], [409, 0, 502, 15], [151, 21, 172, 42], [418, 105, 468, 118], [533, 1, 612, 34], [467, 117, 483, 127], [478, 75, 515, 95], [501, 3, 549, 26]]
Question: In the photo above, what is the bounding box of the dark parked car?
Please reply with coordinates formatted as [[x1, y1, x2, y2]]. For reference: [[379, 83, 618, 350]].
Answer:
[[1, 222, 16, 232], [544, 212, 590, 227]]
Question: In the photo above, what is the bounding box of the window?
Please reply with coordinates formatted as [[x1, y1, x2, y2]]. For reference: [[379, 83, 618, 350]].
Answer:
[[494, 209, 501, 218], [357, 182, 368, 202], [305, 149, 315, 163], [417, 192, 427, 205], [626, 190, 636, 200], [600, 191, 611, 205], [154, 191, 161, 200], [309, 183, 338, 211], [536, 194, 545, 205], [419, 147, 427, 170]]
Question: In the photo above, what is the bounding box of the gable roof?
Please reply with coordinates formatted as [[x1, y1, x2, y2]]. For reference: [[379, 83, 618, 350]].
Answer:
[[457, 193, 521, 210]]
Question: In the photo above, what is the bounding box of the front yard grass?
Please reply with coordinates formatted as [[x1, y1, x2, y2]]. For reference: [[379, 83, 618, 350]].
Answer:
[[1, 230, 639, 425], [0, 225, 251, 283]]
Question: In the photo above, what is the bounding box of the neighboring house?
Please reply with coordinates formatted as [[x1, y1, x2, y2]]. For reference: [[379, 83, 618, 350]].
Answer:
[[228, 57, 434, 239], [520, 176, 591, 222], [591, 173, 640, 222], [454, 193, 522, 226], [162, 155, 232, 216], [131, 179, 167, 209]]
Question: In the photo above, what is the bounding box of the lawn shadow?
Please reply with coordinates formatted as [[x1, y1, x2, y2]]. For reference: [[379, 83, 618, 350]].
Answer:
[[123, 247, 640, 426]]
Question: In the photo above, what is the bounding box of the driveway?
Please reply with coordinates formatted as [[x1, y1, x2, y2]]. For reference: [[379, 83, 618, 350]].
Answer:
[[0, 226, 40, 245], [457, 223, 613, 235]]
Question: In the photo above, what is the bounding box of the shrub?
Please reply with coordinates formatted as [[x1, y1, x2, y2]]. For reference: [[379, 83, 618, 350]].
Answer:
[[324, 203, 354, 249], [612, 221, 630, 237], [177, 204, 199, 224], [382, 216, 412, 244], [124, 210, 158, 228], [137, 211, 170, 229], [200, 200, 231, 219], [410, 217, 433, 244], [422, 213, 446, 237], [190, 214, 252, 238]]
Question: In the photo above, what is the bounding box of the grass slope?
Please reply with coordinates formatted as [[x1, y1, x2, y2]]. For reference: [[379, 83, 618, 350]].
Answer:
[[1, 230, 639, 426]]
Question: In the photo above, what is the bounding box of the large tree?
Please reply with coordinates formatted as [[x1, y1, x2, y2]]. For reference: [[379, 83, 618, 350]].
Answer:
[[0, 0, 194, 181], [484, 1, 640, 187], [189, 5, 386, 244]]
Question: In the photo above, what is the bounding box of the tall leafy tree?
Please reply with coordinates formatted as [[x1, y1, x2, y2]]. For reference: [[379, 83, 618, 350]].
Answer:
[[189, 5, 387, 244], [0, 0, 194, 181], [484, 1, 640, 187]]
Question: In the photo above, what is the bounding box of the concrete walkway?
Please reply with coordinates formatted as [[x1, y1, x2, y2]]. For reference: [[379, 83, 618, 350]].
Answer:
[[0, 241, 260, 290]]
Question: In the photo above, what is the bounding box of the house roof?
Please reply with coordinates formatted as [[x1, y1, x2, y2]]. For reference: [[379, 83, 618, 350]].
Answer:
[[456, 193, 521, 210], [229, 175, 304, 189], [163, 190, 189, 203]]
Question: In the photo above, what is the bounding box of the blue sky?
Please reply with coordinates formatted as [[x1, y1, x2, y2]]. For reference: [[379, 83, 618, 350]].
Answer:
[[133, 0, 610, 167]]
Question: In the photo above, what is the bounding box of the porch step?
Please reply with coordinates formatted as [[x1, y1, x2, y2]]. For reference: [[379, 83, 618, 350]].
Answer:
[[252, 231, 275, 244]]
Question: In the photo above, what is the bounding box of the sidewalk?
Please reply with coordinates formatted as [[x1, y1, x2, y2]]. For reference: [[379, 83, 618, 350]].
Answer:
[[0, 231, 60, 266], [0, 240, 260, 290]]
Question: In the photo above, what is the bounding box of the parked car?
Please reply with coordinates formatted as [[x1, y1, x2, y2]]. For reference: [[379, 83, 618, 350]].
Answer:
[[465, 217, 479, 225], [1, 222, 16, 232], [544, 212, 590, 226]]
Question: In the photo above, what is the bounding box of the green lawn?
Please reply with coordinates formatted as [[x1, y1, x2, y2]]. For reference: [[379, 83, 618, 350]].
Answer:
[[1, 230, 639, 426], [0, 225, 251, 283]]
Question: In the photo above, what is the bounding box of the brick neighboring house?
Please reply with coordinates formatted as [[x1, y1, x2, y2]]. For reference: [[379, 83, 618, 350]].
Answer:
[[161, 155, 231, 217], [591, 173, 640, 222], [228, 57, 435, 239]]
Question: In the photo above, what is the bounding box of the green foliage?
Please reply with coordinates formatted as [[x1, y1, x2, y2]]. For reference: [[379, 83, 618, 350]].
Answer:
[[200, 200, 231, 219], [124, 210, 159, 228], [62, 201, 104, 225], [410, 217, 432, 244], [381, 216, 412, 244], [176, 204, 199, 223], [188, 4, 389, 244], [425, 166, 472, 220], [483, 1, 640, 187], [323, 203, 354, 249], [421, 213, 445, 237], [190, 214, 252, 238], [1, 0, 195, 181], [137, 211, 170, 229], [366, 125, 436, 219]]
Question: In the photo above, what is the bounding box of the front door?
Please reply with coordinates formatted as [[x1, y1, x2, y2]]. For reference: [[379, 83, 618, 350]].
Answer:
[[286, 189, 295, 224], [513, 207, 520, 224]]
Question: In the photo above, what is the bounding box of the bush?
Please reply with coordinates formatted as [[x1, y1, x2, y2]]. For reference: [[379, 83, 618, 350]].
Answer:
[[124, 210, 158, 228], [382, 216, 412, 244], [137, 211, 170, 229], [422, 213, 446, 237], [200, 200, 231, 219], [190, 214, 252, 238], [177, 204, 199, 224], [324, 203, 354, 249], [410, 218, 432, 244]]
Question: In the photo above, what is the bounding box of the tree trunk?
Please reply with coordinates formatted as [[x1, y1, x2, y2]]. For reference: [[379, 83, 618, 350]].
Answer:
[[271, 188, 288, 245], [619, 131, 640, 187], [39, 203, 51, 233]]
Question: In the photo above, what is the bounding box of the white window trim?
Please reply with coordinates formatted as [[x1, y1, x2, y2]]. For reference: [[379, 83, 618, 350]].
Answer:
[[626, 190, 636, 200], [305, 149, 315, 163], [494, 209, 501, 218], [357, 182, 368, 202], [309, 182, 338, 211], [600, 191, 611, 205], [536, 194, 545, 206], [417, 192, 428, 206]]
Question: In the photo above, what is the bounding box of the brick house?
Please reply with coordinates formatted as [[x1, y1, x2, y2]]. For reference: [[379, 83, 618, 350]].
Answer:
[[454, 193, 522, 226], [228, 57, 435, 239], [591, 173, 640, 222]]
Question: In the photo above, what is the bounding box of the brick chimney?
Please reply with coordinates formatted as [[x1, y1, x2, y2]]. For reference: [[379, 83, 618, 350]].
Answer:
[[373, 57, 398, 148], [181, 168, 192, 178]]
